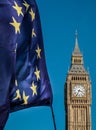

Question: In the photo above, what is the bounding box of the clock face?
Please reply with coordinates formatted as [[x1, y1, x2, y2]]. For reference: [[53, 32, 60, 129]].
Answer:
[[73, 85, 86, 97]]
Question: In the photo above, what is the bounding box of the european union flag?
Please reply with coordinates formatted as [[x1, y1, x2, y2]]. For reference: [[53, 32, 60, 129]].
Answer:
[[0, 0, 53, 129]]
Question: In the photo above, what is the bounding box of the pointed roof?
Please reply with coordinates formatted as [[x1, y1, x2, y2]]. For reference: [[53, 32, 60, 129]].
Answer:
[[72, 31, 82, 56]]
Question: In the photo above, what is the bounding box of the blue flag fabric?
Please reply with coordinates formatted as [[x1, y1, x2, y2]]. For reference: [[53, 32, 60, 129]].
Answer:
[[0, 0, 53, 129]]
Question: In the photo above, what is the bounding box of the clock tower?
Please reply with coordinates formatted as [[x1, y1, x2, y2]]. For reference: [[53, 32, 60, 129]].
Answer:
[[65, 32, 92, 130]]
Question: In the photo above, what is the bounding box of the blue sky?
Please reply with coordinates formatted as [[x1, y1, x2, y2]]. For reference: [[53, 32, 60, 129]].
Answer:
[[5, 0, 96, 130]]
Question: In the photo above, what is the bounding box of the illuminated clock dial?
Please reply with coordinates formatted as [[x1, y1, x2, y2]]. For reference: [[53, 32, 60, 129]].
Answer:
[[73, 85, 85, 97]]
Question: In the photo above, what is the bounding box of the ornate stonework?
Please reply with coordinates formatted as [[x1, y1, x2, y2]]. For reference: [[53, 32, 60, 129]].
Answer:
[[65, 32, 92, 130]]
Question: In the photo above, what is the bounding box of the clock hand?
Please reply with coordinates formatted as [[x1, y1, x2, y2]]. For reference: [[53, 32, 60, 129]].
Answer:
[[76, 89, 82, 96], [79, 89, 84, 93], [76, 90, 79, 96]]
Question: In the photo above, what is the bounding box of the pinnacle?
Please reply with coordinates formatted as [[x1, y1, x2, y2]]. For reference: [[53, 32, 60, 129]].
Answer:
[[72, 31, 82, 56]]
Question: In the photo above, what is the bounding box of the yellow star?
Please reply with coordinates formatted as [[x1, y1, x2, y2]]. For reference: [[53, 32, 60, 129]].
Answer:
[[32, 28, 36, 37], [12, 1, 24, 16], [10, 17, 21, 34], [30, 81, 37, 96], [29, 8, 35, 21], [15, 80, 18, 86], [13, 89, 21, 100], [23, 0, 29, 12], [34, 67, 40, 81], [36, 45, 41, 59], [22, 91, 29, 105]]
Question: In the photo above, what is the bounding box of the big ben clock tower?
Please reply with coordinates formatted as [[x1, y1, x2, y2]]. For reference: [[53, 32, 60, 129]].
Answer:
[[65, 32, 92, 130]]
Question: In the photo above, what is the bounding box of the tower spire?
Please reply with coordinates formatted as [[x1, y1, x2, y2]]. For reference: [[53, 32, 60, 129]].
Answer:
[[73, 30, 82, 56]]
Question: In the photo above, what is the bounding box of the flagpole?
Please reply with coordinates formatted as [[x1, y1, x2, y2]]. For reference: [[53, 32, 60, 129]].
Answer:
[[50, 106, 57, 130]]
